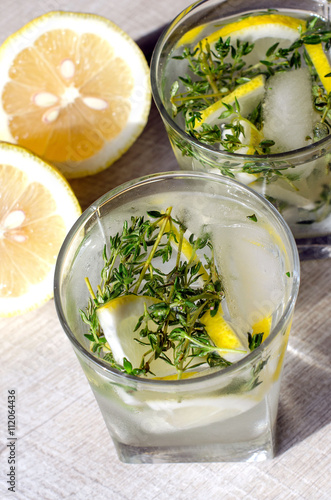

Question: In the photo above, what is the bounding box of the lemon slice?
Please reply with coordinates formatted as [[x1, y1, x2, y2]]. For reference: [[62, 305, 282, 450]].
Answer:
[[201, 309, 248, 362], [0, 142, 81, 317], [97, 294, 179, 378], [198, 13, 331, 94], [236, 119, 264, 155], [199, 14, 305, 53], [305, 43, 331, 93], [0, 11, 151, 178], [195, 75, 265, 128], [251, 315, 272, 340]]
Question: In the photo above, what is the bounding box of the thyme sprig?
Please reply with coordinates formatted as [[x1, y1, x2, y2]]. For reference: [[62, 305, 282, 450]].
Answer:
[[170, 13, 331, 154], [81, 209, 253, 379]]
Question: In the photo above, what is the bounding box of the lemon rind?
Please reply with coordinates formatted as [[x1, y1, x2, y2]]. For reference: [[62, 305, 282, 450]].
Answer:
[[0, 11, 151, 178]]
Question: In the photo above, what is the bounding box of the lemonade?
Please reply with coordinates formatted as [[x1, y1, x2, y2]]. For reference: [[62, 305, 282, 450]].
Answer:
[[54, 172, 299, 462], [151, 2, 331, 245], [81, 196, 287, 379]]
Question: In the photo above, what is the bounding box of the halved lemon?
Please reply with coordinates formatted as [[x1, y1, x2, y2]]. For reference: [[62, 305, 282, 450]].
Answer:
[[0, 11, 151, 178], [0, 142, 81, 317]]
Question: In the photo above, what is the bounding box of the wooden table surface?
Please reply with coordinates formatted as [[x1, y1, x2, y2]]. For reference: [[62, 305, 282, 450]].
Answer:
[[1, 1, 330, 499]]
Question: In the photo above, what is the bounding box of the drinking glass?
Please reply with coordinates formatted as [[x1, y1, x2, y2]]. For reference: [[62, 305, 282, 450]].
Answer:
[[54, 171, 300, 463], [150, 0, 331, 259]]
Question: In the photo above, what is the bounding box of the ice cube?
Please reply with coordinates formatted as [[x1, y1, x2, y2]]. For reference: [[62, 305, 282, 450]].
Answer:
[[263, 68, 314, 152], [211, 221, 285, 333]]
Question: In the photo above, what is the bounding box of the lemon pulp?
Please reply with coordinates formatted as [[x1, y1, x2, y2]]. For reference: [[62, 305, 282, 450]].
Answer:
[[0, 11, 151, 177], [0, 142, 81, 317]]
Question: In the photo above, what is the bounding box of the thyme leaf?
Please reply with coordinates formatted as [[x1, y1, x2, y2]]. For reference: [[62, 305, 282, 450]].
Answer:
[[81, 209, 256, 379], [170, 12, 331, 159]]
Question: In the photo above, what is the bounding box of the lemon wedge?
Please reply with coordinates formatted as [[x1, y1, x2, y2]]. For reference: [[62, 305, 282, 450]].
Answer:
[[195, 75, 265, 129], [0, 11, 151, 178], [177, 24, 207, 46], [251, 315, 272, 340], [195, 76, 265, 163], [97, 294, 181, 378], [97, 295, 160, 368], [236, 119, 264, 156], [162, 218, 210, 281], [201, 309, 248, 362], [199, 14, 305, 53], [198, 13, 331, 94], [305, 43, 331, 93], [0, 142, 81, 317]]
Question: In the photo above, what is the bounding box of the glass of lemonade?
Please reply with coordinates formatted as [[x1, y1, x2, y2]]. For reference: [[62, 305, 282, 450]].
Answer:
[[54, 171, 299, 463], [150, 0, 331, 259]]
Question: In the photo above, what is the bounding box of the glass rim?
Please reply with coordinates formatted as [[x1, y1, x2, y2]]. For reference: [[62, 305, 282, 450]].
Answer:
[[150, 0, 331, 164], [54, 170, 300, 389]]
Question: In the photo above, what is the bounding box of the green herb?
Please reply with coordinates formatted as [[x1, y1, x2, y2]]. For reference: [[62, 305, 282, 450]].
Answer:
[[247, 213, 258, 222], [81, 208, 257, 379], [170, 12, 331, 157], [248, 332, 264, 351]]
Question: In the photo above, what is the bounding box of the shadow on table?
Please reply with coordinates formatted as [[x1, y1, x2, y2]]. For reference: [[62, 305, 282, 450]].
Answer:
[[69, 102, 178, 211], [275, 261, 331, 456], [275, 350, 331, 456]]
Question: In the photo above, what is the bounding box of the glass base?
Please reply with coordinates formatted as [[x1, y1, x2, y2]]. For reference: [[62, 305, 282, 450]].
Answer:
[[113, 433, 275, 464]]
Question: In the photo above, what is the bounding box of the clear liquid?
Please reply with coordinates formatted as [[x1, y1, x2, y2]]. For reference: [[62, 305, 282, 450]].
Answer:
[[71, 189, 289, 376], [81, 355, 282, 463], [66, 181, 295, 462], [162, 9, 331, 237]]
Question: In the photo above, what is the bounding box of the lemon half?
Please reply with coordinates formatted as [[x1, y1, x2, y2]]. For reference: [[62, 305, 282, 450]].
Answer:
[[0, 142, 81, 317], [0, 11, 151, 178]]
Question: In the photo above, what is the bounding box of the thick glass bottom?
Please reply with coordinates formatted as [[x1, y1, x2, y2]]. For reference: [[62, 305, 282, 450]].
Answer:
[[94, 377, 280, 464], [113, 430, 275, 464]]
